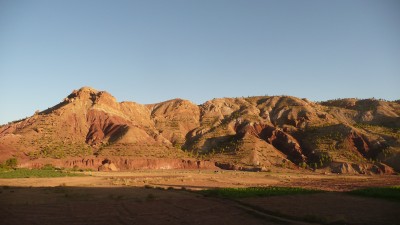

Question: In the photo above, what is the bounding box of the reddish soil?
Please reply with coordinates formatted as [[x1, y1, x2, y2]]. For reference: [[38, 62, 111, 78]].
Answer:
[[0, 187, 278, 225], [241, 193, 399, 225], [0, 170, 399, 225], [2, 87, 399, 175]]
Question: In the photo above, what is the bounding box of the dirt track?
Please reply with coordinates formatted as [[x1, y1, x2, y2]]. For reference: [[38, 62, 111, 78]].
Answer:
[[0, 170, 399, 225]]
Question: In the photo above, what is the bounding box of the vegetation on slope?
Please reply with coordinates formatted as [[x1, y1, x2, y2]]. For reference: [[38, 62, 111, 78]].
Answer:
[[0, 87, 399, 173]]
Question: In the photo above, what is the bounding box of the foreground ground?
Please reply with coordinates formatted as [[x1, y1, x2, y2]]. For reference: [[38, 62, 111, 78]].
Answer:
[[0, 169, 399, 225]]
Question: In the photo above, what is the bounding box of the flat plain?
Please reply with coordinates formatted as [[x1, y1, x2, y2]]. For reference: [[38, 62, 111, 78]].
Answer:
[[1, 169, 399, 225]]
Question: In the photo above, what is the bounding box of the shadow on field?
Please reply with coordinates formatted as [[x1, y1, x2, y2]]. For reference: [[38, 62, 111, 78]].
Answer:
[[0, 186, 398, 225], [0, 185, 284, 225]]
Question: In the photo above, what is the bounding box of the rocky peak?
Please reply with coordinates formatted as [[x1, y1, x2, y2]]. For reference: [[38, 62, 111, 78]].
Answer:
[[64, 86, 98, 102], [63, 87, 117, 107], [149, 98, 198, 117], [92, 91, 118, 107], [1, 88, 399, 175]]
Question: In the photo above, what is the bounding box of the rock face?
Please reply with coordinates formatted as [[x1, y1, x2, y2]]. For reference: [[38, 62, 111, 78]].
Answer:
[[99, 162, 119, 172], [330, 162, 395, 175], [20, 157, 217, 171], [0, 87, 399, 174], [235, 122, 306, 163]]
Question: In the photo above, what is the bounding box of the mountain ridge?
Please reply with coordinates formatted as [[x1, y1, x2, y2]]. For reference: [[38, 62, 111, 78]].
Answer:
[[1, 87, 399, 174]]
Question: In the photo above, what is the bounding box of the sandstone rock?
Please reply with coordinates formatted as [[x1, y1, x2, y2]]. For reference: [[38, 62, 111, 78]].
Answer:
[[1, 87, 399, 173], [98, 162, 119, 171], [371, 162, 395, 175], [330, 162, 357, 174], [351, 163, 369, 174], [330, 161, 395, 175]]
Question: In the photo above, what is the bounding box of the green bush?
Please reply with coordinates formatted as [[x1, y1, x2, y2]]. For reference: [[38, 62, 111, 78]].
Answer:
[[71, 165, 80, 171], [0, 157, 18, 169], [6, 158, 18, 168], [41, 164, 56, 170], [299, 162, 307, 169]]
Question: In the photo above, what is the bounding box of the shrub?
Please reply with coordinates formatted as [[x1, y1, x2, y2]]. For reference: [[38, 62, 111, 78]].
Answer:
[[0, 157, 18, 169], [71, 165, 80, 171], [299, 162, 307, 169], [41, 164, 56, 170]]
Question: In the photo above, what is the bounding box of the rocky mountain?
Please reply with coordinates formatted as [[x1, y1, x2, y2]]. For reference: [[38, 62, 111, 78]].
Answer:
[[1, 87, 399, 174]]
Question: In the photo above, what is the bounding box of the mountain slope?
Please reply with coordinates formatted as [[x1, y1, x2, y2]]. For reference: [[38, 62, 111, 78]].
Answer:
[[1, 87, 399, 173]]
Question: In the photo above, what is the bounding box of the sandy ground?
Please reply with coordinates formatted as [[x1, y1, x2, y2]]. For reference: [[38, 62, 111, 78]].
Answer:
[[1, 169, 399, 191], [0, 170, 399, 225]]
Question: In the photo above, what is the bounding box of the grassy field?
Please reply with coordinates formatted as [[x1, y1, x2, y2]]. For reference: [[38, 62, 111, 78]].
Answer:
[[0, 168, 84, 178], [199, 186, 400, 202], [199, 187, 321, 198], [349, 186, 400, 201]]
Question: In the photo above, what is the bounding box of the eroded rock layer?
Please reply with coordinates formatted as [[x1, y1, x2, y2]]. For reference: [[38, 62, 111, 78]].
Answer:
[[0, 87, 399, 174]]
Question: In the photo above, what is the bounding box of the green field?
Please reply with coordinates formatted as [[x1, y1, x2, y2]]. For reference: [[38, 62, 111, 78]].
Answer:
[[0, 168, 84, 178], [199, 187, 321, 198], [349, 186, 400, 201]]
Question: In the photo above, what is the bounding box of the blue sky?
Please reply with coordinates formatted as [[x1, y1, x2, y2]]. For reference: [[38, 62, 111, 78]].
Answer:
[[1, 0, 399, 125]]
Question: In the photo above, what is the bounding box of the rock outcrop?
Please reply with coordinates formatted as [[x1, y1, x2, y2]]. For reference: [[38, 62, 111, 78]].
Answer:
[[20, 157, 217, 171], [0, 87, 399, 174]]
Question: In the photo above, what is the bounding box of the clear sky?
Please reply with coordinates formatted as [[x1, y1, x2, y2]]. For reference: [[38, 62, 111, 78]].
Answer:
[[1, 0, 399, 125]]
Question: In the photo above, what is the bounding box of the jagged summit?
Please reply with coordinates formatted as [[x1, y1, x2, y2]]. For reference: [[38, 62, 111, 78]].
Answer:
[[64, 87, 116, 103], [78, 86, 98, 92], [67, 86, 99, 99], [0, 87, 399, 173]]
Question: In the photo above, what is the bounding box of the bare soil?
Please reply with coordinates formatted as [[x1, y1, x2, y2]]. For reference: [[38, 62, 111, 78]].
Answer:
[[241, 193, 399, 225], [0, 170, 399, 225]]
